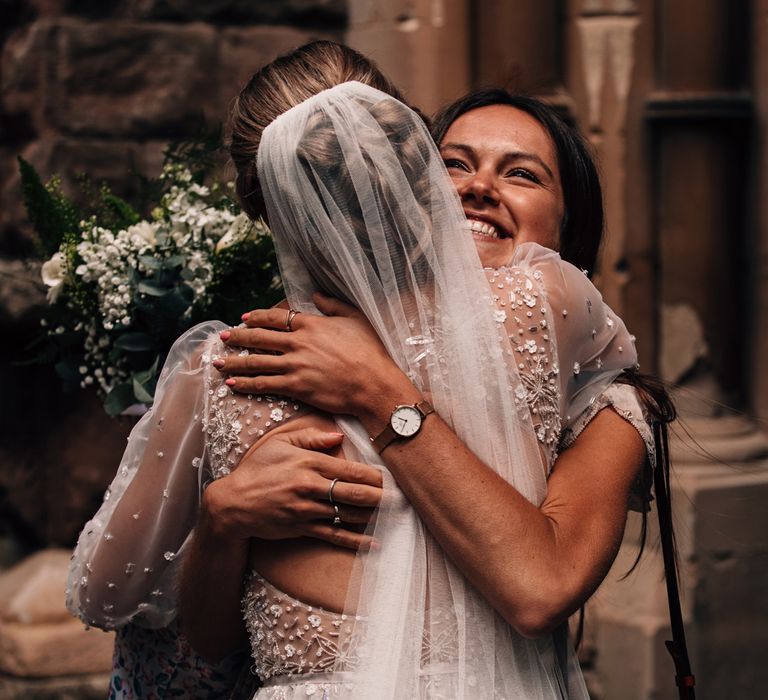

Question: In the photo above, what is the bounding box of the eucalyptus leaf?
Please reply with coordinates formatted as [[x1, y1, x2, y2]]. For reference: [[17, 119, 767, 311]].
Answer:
[[138, 280, 171, 296], [132, 376, 154, 404], [138, 255, 163, 270], [105, 382, 137, 416], [133, 355, 160, 386], [163, 255, 185, 268], [115, 332, 156, 352], [55, 359, 80, 385]]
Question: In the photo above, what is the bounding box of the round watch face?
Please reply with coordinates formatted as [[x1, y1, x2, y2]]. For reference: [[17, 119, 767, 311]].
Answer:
[[390, 405, 422, 437]]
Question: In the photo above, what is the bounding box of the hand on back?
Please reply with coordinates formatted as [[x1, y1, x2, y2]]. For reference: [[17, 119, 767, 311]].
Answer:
[[214, 293, 409, 417], [201, 425, 382, 551]]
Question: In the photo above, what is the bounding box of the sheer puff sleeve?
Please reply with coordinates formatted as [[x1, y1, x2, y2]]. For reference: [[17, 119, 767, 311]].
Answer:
[[66, 322, 311, 631], [486, 242, 641, 472], [66, 321, 227, 630]]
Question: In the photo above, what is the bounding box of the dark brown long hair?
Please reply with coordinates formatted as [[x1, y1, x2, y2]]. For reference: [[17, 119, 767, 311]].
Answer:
[[432, 87, 677, 570]]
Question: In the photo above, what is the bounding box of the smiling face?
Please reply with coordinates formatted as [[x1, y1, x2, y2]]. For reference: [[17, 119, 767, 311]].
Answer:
[[440, 104, 565, 269]]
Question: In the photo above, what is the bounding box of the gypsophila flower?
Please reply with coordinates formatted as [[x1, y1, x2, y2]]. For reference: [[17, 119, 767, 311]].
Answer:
[[26, 127, 281, 416]]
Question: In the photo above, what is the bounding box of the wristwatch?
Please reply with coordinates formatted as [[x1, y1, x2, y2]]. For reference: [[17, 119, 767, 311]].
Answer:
[[370, 400, 434, 454]]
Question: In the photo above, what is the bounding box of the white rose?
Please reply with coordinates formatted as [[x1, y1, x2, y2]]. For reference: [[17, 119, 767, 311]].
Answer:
[[41, 252, 66, 302], [215, 213, 252, 253], [127, 221, 158, 246]]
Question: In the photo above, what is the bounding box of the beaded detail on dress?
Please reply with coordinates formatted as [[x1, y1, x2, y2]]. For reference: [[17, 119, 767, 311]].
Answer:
[[242, 572, 361, 682], [201, 339, 308, 480], [486, 266, 562, 459], [485, 250, 636, 472]]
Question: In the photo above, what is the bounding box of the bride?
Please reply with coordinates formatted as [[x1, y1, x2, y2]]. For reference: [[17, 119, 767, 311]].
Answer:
[[181, 62, 639, 698], [67, 43, 644, 698]]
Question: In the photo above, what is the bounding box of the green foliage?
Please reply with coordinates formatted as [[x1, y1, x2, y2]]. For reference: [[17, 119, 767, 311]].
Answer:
[[18, 157, 81, 258], [19, 122, 284, 417], [195, 233, 282, 325]]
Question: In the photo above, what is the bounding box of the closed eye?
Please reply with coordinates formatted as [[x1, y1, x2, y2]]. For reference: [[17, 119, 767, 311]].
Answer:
[[506, 167, 541, 183], [443, 158, 470, 173]]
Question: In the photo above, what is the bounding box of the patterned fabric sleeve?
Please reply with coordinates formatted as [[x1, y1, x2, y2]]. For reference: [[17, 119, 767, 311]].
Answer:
[[558, 382, 655, 512], [485, 242, 639, 473], [66, 322, 311, 631], [66, 321, 227, 630]]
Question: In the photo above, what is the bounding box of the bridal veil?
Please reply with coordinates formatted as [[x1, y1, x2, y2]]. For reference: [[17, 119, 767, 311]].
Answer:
[[257, 81, 621, 699]]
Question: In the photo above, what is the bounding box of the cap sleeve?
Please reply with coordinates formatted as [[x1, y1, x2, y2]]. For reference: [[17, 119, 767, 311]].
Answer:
[[559, 382, 655, 512], [487, 243, 639, 470]]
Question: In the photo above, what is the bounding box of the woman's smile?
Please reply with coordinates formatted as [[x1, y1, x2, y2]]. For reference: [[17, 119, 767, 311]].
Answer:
[[441, 104, 565, 268]]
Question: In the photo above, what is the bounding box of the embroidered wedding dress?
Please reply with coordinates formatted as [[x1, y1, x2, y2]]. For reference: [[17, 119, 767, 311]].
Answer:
[[68, 83, 653, 699]]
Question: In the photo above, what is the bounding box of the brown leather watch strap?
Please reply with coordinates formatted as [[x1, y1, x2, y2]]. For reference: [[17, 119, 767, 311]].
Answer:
[[370, 400, 434, 455], [371, 424, 398, 454]]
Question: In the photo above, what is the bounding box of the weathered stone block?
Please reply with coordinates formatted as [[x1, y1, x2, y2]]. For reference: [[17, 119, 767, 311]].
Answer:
[[0, 259, 45, 323], [217, 26, 337, 109], [0, 671, 109, 700], [18, 136, 163, 205], [651, 460, 768, 562], [129, 0, 346, 25], [1, 21, 57, 137], [595, 616, 678, 700], [0, 387, 132, 547], [0, 619, 114, 677], [0, 549, 114, 677], [54, 19, 218, 137], [0, 550, 73, 624]]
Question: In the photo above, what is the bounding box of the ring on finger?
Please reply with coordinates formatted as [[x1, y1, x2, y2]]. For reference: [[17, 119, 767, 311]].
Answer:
[[332, 504, 341, 526], [328, 478, 339, 506], [285, 308, 300, 332]]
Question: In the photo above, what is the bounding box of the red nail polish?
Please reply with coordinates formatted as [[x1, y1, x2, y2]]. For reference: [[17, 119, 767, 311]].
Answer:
[[220, 330, 230, 341], [212, 359, 224, 369], [241, 313, 249, 321], [225, 378, 236, 387]]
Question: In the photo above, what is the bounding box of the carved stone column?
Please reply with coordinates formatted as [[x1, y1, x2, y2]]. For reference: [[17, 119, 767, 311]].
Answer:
[[753, 0, 768, 420], [345, 0, 471, 116]]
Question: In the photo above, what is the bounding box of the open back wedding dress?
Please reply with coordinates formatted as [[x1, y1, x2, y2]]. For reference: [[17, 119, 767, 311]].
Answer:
[[68, 82, 653, 699]]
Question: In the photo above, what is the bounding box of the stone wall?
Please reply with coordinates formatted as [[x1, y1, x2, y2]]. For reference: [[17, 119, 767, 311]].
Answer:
[[0, 1, 342, 552]]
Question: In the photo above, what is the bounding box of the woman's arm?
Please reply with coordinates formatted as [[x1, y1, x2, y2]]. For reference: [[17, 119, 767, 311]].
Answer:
[[216, 294, 646, 637], [67, 323, 220, 629], [180, 411, 383, 662]]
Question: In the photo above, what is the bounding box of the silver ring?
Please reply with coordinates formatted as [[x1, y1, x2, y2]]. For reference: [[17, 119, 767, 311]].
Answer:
[[285, 309, 299, 332], [332, 504, 341, 526], [328, 478, 339, 506]]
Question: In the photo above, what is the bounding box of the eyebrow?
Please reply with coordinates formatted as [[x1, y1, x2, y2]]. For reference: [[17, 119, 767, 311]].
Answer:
[[440, 142, 554, 180]]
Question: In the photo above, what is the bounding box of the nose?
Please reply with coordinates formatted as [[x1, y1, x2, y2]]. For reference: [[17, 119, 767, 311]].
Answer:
[[459, 169, 499, 205]]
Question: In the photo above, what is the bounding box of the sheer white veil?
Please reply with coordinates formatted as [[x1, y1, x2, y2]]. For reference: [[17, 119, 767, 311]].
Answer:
[[257, 81, 587, 698]]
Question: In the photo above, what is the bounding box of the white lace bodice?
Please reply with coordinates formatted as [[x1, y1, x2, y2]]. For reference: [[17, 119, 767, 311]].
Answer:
[[67, 245, 651, 638], [242, 572, 360, 681]]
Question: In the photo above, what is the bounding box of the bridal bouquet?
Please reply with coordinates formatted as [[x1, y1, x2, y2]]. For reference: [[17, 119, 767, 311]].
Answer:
[[21, 132, 282, 415]]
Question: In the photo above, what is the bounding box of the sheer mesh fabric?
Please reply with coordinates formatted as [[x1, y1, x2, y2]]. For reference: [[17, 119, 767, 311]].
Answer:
[[65, 328, 308, 629], [254, 82, 638, 698], [67, 82, 644, 699]]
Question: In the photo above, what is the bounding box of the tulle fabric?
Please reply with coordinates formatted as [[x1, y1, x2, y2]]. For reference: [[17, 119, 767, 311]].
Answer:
[[66, 80, 642, 698], [256, 82, 636, 698], [65, 321, 226, 629]]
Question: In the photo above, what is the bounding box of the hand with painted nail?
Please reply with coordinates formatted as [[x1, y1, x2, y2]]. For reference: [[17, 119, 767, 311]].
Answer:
[[201, 425, 382, 548], [216, 293, 412, 420]]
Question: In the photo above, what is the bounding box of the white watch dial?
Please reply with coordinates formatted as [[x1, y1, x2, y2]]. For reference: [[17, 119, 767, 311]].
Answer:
[[390, 405, 422, 437]]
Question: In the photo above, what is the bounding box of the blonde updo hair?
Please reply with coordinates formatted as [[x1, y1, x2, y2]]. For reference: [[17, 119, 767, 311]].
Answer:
[[230, 41, 409, 221]]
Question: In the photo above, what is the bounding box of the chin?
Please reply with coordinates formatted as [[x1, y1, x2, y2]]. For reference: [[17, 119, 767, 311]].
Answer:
[[474, 237, 516, 268]]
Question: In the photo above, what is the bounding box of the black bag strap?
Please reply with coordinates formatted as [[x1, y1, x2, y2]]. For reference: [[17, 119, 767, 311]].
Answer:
[[653, 421, 696, 699]]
